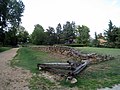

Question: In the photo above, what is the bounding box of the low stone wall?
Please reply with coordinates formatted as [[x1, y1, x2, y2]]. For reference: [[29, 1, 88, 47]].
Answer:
[[30, 46, 114, 64]]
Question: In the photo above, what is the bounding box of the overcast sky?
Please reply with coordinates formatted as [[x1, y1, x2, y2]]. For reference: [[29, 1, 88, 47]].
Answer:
[[21, 0, 120, 37]]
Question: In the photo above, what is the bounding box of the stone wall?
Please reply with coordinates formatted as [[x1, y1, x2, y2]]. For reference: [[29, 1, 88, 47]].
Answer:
[[30, 46, 114, 64]]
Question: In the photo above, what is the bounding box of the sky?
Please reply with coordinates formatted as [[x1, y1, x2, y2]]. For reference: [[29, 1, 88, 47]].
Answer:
[[21, 0, 120, 38]]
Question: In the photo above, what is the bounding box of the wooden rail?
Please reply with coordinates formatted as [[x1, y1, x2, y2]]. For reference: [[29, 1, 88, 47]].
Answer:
[[37, 60, 90, 79]]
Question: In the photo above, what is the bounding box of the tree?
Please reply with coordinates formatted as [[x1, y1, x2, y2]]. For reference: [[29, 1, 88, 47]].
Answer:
[[0, 0, 25, 46], [77, 25, 90, 45], [56, 23, 64, 44], [46, 26, 57, 45], [97, 33, 104, 39], [109, 27, 120, 48], [0, 0, 8, 44], [4, 29, 17, 46], [31, 24, 45, 45], [104, 20, 114, 44], [104, 20, 120, 48], [63, 21, 76, 44], [4, 26, 29, 46], [92, 32, 100, 47], [115, 27, 120, 48], [17, 26, 29, 44]]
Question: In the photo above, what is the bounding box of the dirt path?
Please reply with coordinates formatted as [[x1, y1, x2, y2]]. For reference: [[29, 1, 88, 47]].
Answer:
[[0, 48, 32, 90]]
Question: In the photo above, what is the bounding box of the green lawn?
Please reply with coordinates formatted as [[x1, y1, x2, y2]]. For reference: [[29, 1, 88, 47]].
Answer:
[[11, 47, 68, 90], [0, 47, 11, 52], [11, 47, 120, 90], [60, 47, 120, 89], [76, 47, 120, 56], [11, 47, 66, 73]]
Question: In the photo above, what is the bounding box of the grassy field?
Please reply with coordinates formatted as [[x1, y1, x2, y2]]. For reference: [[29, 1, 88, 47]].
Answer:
[[11, 47, 120, 90], [61, 47, 120, 89], [11, 47, 68, 90], [76, 47, 120, 56], [11, 47, 67, 73], [0, 47, 11, 52]]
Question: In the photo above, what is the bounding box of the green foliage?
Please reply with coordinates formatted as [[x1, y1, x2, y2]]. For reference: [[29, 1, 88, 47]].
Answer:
[[98, 33, 105, 39], [56, 23, 64, 44], [104, 20, 120, 48], [46, 26, 57, 45], [92, 32, 100, 47], [17, 26, 29, 44], [4, 26, 29, 46], [63, 21, 76, 44], [4, 29, 18, 46], [31, 24, 46, 45], [77, 25, 90, 45], [0, 0, 25, 46], [0, 0, 8, 44], [30, 22, 91, 45], [7, 0, 24, 27], [0, 47, 11, 52]]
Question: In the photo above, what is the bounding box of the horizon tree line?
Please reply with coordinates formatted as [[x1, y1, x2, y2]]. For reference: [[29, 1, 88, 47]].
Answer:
[[0, 1, 120, 48], [30, 20, 120, 48], [31, 21, 90, 46]]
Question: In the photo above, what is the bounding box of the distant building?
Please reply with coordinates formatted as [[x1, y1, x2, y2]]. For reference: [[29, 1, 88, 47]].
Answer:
[[98, 39, 107, 45]]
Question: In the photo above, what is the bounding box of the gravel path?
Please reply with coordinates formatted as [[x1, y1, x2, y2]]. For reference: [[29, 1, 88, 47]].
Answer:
[[0, 48, 32, 90]]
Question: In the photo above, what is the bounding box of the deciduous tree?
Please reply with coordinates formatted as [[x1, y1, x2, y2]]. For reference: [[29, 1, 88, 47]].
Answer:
[[63, 21, 76, 44], [46, 27, 57, 45], [0, 0, 24, 46], [77, 25, 90, 45], [31, 24, 45, 45], [17, 26, 29, 44]]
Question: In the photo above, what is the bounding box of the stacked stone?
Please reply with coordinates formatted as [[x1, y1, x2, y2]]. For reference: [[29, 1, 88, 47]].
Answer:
[[30, 46, 114, 64]]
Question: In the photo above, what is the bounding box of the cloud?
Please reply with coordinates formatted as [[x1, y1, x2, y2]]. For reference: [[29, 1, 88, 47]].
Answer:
[[21, 0, 120, 37]]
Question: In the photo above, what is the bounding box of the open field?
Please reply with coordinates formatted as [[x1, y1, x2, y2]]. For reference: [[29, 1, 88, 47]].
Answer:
[[11, 47, 120, 90]]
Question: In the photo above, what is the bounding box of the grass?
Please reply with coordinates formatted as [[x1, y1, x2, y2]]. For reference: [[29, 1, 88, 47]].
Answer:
[[0, 47, 11, 52], [11, 47, 120, 90], [29, 75, 56, 90], [11, 47, 68, 90], [60, 47, 120, 89], [76, 47, 120, 56], [11, 47, 64, 73]]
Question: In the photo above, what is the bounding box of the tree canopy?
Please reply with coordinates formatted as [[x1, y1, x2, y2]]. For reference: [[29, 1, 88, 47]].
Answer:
[[0, 0, 25, 46], [17, 26, 29, 44], [77, 25, 90, 45], [63, 21, 76, 44], [31, 24, 45, 45], [104, 20, 120, 48]]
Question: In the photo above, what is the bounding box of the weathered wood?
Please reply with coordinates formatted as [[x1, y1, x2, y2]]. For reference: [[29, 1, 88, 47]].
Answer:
[[71, 60, 90, 76], [37, 63, 72, 70], [37, 60, 90, 79], [37, 61, 81, 70]]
